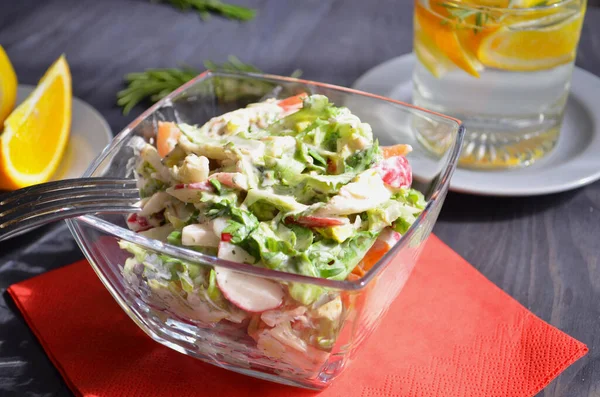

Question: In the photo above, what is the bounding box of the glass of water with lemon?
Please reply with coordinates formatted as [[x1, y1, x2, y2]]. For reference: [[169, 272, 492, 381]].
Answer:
[[412, 0, 586, 169]]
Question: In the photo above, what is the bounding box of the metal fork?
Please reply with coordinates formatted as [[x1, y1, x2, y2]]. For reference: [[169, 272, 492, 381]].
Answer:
[[0, 177, 140, 242]]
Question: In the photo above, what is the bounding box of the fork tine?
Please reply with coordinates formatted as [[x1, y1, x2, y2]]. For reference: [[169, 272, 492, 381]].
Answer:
[[0, 178, 136, 206], [1, 196, 140, 228], [0, 203, 140, 242], [0, 177, 145, 242], [0, 188, 140, 219]]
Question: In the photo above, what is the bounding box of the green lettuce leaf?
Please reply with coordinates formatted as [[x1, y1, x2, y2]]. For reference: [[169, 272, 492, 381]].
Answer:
[[344, 140, 381, 173], [306, 231, 377, 281], [245, 223, 296, 269], [222, 206, 260, 244]]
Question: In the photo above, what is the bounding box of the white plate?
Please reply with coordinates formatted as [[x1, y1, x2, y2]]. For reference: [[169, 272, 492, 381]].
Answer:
[[16, 84, 112, 181], [351, 53, 600, 196], [6, 85, 112, 239]]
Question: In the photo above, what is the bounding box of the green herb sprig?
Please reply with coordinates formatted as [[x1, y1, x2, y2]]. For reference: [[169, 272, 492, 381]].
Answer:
[[117, 67, 200, 115], [438, 2, 497, 33], [117, 56, 302, 115], [155, 0, 257, 21]]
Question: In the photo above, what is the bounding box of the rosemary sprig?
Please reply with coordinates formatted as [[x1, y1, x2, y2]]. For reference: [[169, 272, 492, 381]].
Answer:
[[204, 55, 302, 78], [438, 2, 494, 33], [203, 55, 263, 74], [155, 0, 256, 21], [117, 66, 200, 115], [116, 56, 302, 115]]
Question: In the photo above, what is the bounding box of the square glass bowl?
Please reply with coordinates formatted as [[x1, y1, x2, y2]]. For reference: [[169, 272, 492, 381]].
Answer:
[[65, 71, 464, 389]]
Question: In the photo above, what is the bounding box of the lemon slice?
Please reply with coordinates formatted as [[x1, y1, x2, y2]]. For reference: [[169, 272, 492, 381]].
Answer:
[[0, 55, 72, 189], [0, 46, 17, 127], [509, 0, 562, 7], [414, 2, 484, 77], [414, 19, 457, 78], [477, 9, 585, 71], [507, 0, 540, 7]]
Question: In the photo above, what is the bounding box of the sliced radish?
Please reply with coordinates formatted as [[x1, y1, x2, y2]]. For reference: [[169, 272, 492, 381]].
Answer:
[[285, 215, 349, 228], [215, 267, 284, 313], [166, 181, 213, 203], [217, 242, 256, 264], [377, 227, 401, 248], [175, 181, 214, 190], [182, 224, 220, 247], [139, 192, 170, 216], [212, 217, 231, 237], [126, 213, 152, 232], [374, 155, 412, 189], [209, 172, 248, 190]]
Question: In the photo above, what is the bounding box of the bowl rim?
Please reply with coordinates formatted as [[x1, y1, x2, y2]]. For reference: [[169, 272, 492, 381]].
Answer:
[[70, 70, 465, 291]]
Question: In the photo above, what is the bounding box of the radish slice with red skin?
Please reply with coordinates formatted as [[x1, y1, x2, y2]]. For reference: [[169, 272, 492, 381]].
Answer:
[[218, 242, 255, 264], [126, 213, 152, 232], [215, 267, 284, 313], [182, 224, 220, 247], [166, 182, 214, 203], [374, 156, 412, 189], [208, 172, 248, 190]]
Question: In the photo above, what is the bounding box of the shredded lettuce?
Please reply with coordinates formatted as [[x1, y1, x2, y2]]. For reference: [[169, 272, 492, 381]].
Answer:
[[119, 240, 147, 263], [124, 93, 426, 293], [245, 223, 296, 269], [305, 231, 377, 281], [288, 282, 325, 306], [222, 207, 260, 244], [207, 269, 223, 302], [344, 140, 381, 173], [167, 230, 183, 245], [248, 200, 279, 221]]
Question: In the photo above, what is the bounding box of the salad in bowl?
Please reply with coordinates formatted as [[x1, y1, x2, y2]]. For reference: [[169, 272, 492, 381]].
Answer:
[[66, 71, 462, 389]]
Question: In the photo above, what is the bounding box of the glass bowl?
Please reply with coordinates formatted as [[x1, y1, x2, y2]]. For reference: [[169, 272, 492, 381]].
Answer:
[[65, 71, 464, 390]]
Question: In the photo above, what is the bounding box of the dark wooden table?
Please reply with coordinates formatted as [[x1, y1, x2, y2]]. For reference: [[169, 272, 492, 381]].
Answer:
[[1, 0, 599, 396]]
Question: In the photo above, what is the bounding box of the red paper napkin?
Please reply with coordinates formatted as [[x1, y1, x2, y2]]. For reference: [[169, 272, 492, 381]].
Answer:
[[8, 235, 588, 397]]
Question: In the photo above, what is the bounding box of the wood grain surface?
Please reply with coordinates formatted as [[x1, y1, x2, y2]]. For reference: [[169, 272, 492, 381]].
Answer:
[[0, 0, 599, 396]]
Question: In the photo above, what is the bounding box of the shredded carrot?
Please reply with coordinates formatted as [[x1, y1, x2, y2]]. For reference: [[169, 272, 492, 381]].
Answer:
[[157, 121, 181, 158], [347, 273, 361, 281], [361, 242, 389, 272], [350, 265, 366, 278], [382, 144, 412, 159], [276, 92, 308, 111]]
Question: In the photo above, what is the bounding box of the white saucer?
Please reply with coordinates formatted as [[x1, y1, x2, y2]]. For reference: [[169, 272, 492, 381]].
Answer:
[[16, 85, 112, 180], [352, 53, 600, 196], [6, 85, 112, 238]]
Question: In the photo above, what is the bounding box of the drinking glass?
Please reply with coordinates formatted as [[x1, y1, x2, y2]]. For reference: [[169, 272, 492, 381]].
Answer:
[[412, 0, 587, 169]]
